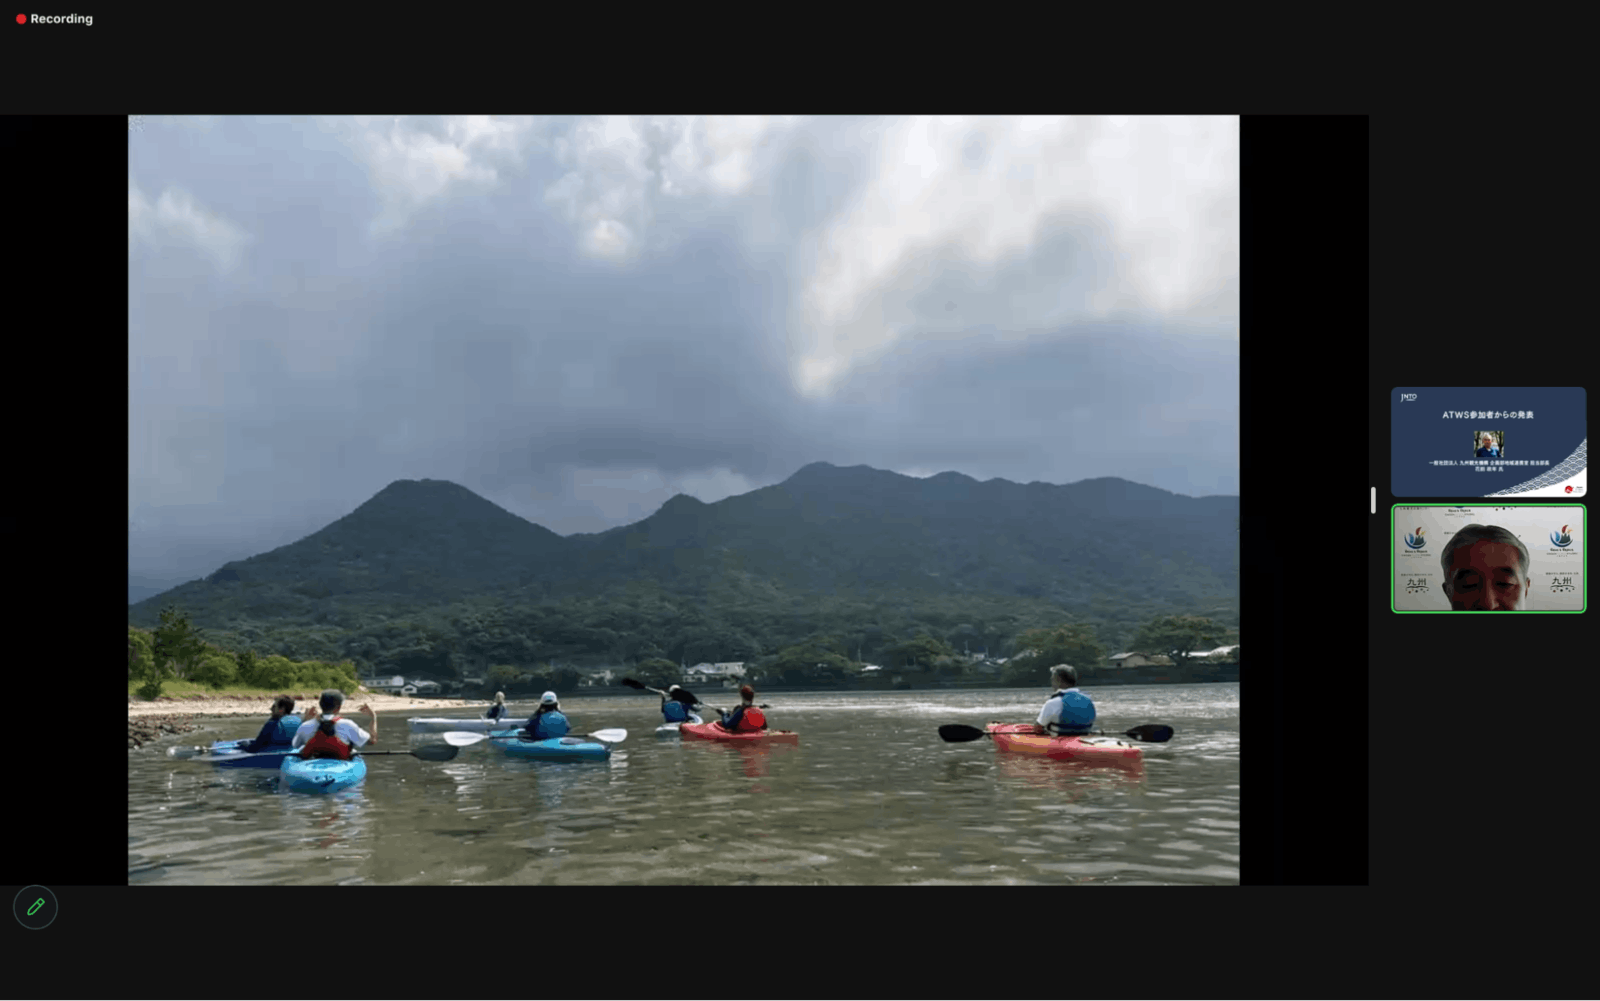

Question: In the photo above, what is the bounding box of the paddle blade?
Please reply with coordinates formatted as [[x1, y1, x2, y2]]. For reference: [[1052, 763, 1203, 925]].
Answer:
[[621, 678, 648, 690], [441, 731, 490, 746], [589, 728, 627, 744], [1122, 725, 1175, 743], [411, 743, 462, 762], [938, 724, 988, 743], [675, 687, 701, 706], [166, 745, 208, 759]]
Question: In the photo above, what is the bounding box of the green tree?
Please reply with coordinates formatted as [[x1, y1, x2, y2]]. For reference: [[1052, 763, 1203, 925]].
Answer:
[[129, 627, 153, 682], [1129, 614, 1226, 665], [1007, 622, 1104, 675], [486, 664, 522, 695], [635, 657, 679, 688], [150, 605, 207, 691], [237, 648, 260, 685], [190, 651, 239, 689], [885, 635, 955, 673]]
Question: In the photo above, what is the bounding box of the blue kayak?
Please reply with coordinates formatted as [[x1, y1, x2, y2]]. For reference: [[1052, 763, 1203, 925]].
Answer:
[[279, 754, 368, 793], [208, 739, 296, 769], [487, 728, 611, 761]]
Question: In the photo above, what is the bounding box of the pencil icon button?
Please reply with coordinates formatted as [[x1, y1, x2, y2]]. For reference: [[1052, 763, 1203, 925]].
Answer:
[[13, 885, 57, 930]]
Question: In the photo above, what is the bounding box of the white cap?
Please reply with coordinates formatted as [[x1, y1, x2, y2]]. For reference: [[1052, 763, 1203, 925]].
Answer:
[[494, 691, 505, 702], [540, 691, 558, 705]]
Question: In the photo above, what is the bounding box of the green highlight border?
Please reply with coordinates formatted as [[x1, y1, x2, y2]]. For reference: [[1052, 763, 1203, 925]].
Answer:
[[1390, 503, 1586, 613]]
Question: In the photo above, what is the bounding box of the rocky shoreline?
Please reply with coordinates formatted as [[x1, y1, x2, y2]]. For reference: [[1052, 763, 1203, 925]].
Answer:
[[130, 715, 205, 750]]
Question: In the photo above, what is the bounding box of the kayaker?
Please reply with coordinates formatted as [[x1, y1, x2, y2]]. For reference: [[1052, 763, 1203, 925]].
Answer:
[[717, 685, 767, 733], [485, 691, 510, 722], [661, 684, 700, 724], [235, 695, 303, 753], [1037, 665, 1095, 736], [520, 691, 570, 740], [291, 689, 378, 760]]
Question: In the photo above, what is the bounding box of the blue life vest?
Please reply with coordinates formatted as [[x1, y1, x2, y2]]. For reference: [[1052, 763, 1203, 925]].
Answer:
[[1049, 689, 1095, 733], [268, 714, 302, 746], [486, 704, 507, 720], [662, 700, 690, 723], [527, 709, 570, 740]]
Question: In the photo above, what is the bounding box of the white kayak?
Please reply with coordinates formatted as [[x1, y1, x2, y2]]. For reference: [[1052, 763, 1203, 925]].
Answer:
[[408, 716, 530, 733], [656, 713, 704, 738]]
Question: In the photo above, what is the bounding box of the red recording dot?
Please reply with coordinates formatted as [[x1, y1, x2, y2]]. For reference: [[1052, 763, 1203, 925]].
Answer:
[[16, 13, 26, 23]]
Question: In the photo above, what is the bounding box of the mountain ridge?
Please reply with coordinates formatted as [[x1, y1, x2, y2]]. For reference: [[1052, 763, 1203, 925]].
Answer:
[[130, 463, 1237, 615]]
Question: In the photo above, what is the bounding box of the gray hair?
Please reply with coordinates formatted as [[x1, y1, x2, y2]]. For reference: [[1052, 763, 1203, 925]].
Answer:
[[1439, 524, 1530, 595], [1048, 663, 1078, 687]]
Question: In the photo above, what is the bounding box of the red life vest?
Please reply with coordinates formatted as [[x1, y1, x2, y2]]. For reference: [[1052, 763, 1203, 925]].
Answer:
[[300, 716, 352, 760], [736, 707, 766, 732]]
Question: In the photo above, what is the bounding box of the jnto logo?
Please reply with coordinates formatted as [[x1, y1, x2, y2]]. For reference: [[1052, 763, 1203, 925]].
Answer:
[[1550, 525, 1573, 548], [1400, 393, 1417, 402], [1404, 527, 1427, 550]]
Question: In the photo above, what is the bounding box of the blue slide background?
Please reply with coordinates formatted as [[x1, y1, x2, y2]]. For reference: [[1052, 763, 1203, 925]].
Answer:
[[1390, 387, 1586, 497]]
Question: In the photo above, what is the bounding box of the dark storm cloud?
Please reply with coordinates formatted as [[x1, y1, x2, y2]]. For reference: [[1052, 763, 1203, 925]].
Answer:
[[130, 116, 1238, 577]]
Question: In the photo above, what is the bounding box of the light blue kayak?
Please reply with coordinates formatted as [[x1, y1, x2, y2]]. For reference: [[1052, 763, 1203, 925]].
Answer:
[[487, 728, 611, 761], [279, 754, 368, 792]]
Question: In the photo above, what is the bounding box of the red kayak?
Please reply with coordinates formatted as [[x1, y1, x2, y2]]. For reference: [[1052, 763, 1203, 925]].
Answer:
[[680, 721, 799, 744], [985, 723, 1143, 766]]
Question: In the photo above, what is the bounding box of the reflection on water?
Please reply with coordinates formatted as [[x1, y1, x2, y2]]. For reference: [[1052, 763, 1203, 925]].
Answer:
[[130, 684, 1239, 885]]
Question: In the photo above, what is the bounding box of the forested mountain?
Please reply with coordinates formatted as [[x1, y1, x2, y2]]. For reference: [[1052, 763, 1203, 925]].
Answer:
[[128, 464, 1238, 674]]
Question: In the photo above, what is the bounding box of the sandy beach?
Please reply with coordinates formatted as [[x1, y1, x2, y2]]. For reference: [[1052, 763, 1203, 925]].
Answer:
[[128, 691, 480, 719]]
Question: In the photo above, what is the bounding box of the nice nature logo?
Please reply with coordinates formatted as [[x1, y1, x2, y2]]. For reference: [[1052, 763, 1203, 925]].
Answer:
[[1549, 525, 1573, 548], [1404, 527, 1427, 550]]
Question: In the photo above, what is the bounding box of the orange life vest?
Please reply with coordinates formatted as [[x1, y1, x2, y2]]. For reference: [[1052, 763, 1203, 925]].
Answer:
[[736, 707, 766, 731], [300, 716, 353, 760]]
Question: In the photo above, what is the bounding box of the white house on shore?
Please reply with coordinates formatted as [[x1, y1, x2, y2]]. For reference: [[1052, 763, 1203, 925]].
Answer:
[[1106, 653, 1173, 668], [682, 662, 746, 687]]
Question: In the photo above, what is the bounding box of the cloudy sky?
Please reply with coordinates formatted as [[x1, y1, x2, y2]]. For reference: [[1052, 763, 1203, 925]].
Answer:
[[129, 115, 1239, 582]]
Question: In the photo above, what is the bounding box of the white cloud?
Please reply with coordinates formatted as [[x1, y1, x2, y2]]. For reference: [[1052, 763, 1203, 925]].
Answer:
[[128, 180, 253, 272], [320, 115, 549, 236], [543, 115, 800, 261], [786, 115, 1239, 398]]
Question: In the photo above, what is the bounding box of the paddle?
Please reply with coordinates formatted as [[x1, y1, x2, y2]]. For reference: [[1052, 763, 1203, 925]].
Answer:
[[167, 742, 464, 763], [451, 728, 629, 745], [937, 723, 1175, 744], [622, 677, 705, 705]]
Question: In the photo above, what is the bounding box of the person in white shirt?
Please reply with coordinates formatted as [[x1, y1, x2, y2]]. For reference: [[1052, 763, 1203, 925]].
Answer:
[[290, 689, 377, 760], [1037, 665, 1095, 736]]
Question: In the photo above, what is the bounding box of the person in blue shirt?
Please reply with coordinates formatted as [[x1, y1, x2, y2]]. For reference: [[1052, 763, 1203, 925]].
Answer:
[[485, 691, 510, 722], [1475, 434, 1500, 458], [660, 684, 701, 724], [235, 695, 302, 753], [717, 686, 767, 732], [1037, 665, 1095, 736], [520, 691, 570, 740]]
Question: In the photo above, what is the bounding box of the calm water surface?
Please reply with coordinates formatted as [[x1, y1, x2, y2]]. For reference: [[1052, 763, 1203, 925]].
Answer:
[[129, 684, 1239, 885]]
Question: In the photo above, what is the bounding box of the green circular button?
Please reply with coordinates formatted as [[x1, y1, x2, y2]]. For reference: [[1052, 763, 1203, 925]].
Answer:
[[13, 885, 57, 930]]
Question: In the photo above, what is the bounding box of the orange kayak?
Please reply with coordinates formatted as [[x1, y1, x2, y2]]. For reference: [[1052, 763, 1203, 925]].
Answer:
[[680, 722, 799, 744], [985, 723, 1143, 766]]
